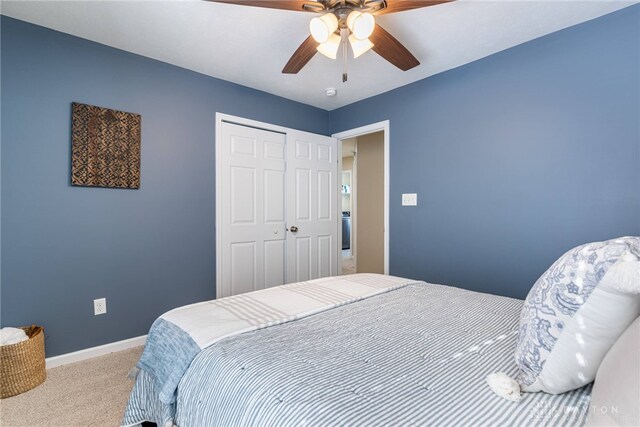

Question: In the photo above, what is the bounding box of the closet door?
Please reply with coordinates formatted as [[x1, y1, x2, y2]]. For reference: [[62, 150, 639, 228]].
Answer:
[[219, 122, 287, 297], [286, 130, 338, 282]]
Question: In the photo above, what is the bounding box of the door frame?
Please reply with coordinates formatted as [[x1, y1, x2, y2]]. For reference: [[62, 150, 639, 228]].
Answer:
[[215, 113, 340, 297], [332, 120, 390, 275]]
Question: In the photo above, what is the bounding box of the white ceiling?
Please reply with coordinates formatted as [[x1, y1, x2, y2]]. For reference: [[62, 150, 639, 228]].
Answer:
[[1, 0, 635, 110]]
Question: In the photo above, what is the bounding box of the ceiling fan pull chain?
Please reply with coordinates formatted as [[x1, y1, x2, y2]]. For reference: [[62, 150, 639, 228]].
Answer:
[[341, 28, 349, 82]]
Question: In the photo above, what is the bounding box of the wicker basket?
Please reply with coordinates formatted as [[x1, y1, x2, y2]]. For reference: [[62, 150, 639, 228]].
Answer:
[[0, 325, 46, 398]]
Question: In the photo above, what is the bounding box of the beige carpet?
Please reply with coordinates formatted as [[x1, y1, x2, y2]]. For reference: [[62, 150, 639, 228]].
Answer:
[[0, 346, 143, 427], [342, 257, 356, 274]]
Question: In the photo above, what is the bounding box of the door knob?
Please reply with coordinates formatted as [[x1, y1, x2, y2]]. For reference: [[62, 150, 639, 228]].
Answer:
[[289, 226, 299, 233]]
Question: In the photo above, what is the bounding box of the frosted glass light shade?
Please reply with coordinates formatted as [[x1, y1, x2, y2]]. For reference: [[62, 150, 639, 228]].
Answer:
[[310, 13, 338, 44], [349, 35, 373, 58], [346, 11, 359, 32], [346, 11, 375, 40], [316, 33, 341, 59]]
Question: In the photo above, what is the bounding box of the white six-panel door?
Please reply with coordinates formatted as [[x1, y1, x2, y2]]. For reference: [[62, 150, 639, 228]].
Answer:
[[220, 122, 287, 298], [286, 130, 338, 282], [219, 121, 337, 297]]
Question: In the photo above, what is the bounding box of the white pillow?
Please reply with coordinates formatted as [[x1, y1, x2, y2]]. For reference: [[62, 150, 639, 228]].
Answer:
[[586, 316, 640, 426], [515, 236, 640, 394]]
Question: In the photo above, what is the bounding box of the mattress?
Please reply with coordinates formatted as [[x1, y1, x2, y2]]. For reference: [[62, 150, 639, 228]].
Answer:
[[124, 280, 592, 426]]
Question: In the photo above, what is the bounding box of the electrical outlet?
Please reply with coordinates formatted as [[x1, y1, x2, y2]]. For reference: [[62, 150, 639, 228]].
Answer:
[[94, 298, 107, 315], [402, 193, 418, 206]]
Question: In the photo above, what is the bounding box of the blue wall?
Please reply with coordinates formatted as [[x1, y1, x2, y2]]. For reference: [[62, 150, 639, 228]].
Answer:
[[2, 5, 639, 357], [330, 5, 640, 299], [1, 16, 330, 356]]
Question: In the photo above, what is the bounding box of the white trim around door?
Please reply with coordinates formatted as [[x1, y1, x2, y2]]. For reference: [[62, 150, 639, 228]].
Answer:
[[332, 120, 390, 275]]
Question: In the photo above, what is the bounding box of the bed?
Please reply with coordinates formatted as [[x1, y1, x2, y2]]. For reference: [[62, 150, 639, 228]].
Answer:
[[123, 274, 592, 427]]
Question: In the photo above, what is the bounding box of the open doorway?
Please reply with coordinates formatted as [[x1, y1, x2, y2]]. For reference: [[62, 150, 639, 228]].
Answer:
[[341, 142, 356, 274], [334, 121, 389, 276]]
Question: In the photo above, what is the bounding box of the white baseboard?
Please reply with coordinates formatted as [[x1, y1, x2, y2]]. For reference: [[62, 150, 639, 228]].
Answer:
[[45, 335, 147, 369]]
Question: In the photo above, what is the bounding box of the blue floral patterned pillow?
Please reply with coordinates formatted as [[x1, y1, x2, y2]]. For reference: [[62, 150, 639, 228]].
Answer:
[[515, 237, 640, 394]]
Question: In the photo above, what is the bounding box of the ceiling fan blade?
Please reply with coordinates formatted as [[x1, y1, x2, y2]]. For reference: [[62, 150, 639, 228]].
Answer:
[[375, 0, 453, 15], [206, 0, 321, 12], [370, 24, 420, 71], [282, 35, 320, 74]]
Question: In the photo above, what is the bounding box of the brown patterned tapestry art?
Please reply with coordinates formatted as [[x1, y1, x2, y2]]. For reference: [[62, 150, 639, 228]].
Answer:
[[71, 102, 141, 189]]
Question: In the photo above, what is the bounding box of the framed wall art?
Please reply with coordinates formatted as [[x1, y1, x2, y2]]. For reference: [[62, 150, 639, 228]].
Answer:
[[71, 102, 141, 189]]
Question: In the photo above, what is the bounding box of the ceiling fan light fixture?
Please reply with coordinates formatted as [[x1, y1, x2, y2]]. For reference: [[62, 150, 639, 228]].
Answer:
[[309, 13, 338, 44], [348, 35, 374, 58], [346, 10, 359, 31], [346, 11, 375, 40], [316, 33, 342, 59]]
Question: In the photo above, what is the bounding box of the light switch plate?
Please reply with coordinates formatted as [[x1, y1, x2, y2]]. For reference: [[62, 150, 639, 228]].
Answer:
[[402, 193, 418, 206]]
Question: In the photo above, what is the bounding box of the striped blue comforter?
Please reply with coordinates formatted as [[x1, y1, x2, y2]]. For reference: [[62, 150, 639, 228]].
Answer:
[[123, 282, 592, 427]]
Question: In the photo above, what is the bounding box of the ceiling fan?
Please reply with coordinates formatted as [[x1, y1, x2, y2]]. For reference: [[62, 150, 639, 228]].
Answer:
[[207, 0, 453, 82]]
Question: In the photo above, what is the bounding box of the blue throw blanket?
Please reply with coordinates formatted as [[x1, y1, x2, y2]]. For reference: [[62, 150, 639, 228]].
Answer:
[[136, 319, 200, 404]]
